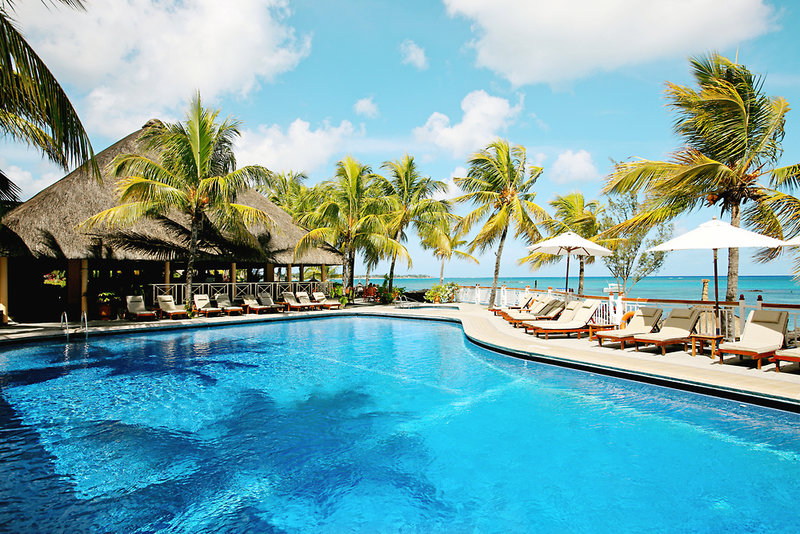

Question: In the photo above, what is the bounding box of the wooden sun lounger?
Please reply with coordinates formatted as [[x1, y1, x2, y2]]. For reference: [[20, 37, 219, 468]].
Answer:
[[633, 308, 700, 356], [282, 292, 315, 311], [194, 294, 222, 317], [312, 292, 342, 310], [157, 295, 188, 319], [717, 310, 788, 369], [595, 307, 663, 349], [771, 347, 800, 372], [526, 300, 600, 339]]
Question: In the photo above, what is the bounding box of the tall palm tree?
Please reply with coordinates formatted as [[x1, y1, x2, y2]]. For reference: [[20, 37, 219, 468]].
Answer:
[[258, 170, 311, 219], [0, 0, 97, 200], [603, 53, 800, 300], [454, 139, 548, 307], [379, 154, 451, 292], [82, 93, 274, 301], [422, 221, 478, 284], [296, 155, 408, 292], [520, 192, 604, 294]]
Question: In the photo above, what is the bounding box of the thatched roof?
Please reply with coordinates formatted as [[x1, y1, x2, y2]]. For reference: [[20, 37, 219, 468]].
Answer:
[[0, 123, 342, 265]]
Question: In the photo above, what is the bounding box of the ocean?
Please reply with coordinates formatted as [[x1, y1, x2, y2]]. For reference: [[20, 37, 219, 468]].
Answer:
[[354, 275, 800, 305]]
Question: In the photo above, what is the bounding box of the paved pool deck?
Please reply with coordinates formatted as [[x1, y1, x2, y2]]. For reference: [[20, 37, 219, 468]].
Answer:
[[2, 303, 799, 411]]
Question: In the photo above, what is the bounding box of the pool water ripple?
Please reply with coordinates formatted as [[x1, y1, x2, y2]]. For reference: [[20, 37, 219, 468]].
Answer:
[[1, 316, 799, 532]]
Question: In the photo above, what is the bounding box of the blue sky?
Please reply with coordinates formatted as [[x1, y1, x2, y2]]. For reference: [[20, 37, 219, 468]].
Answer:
[[5, 0, 800, 280]]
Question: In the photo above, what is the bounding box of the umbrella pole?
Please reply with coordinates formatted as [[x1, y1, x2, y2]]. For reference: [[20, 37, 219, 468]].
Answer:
[[565, 254, 570, 303], [713, 248, 720, 335]]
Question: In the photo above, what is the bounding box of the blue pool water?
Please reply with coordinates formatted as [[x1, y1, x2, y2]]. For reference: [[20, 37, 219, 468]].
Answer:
[[1, 317, 799, 532]]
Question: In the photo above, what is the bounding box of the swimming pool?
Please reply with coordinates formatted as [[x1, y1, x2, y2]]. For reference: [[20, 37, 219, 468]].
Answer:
[[1, 316, 799, 532]]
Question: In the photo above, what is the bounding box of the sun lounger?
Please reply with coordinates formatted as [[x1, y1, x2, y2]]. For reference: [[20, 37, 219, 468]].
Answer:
[[241, 294, 272, 314], [633, 308, 701, 355], [771, 347, 800, 372], [717, 310, 788, 369], [312, 291, 342, 310], [214, 294, 244, 315], [157, 294, 188, 319], [257, 293, 285, 312], [296, 291, 323, 310], [125, 295, 156, 320], [193, 294, 222, 317], [490, 296, 535, 315], [528, 300, 601, 339], [522, 300, 581, 334], [281, 291, 315, 311], [595, 307, 663, 349], [502, 298, 562, 327]]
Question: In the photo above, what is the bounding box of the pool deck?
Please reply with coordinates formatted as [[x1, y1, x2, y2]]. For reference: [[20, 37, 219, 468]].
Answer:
[[2, 303, 800, 410]]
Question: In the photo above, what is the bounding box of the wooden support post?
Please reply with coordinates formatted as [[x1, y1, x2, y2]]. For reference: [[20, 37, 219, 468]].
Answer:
[[298, 264, 305, 282], [286, 264, 292, 282], [0, 257, 8, 324], [231, 262, 237, 296], [164, 260, 171, 286], [266, 263, 275, 282], [81, 259, 89, 317], [320, 264, 327, 282]]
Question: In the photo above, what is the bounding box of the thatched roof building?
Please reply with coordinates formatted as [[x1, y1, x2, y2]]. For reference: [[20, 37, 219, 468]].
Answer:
[[0, 122, 341, 265]]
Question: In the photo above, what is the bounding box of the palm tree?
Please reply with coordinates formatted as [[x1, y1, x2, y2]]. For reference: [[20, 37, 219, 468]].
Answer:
[[520, 192, 604, 294], [603, 53, 800, 300], [82, 93, 274, 301], [0, 0, 97, 200], [259, 170, 312, 219], [296, 155, 408, 292], [454, 139, 548, 307], [422, 221, 478, 284], [379, 154, 451, 292]]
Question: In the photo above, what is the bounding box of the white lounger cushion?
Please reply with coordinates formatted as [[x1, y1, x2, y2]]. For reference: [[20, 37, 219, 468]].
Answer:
[[534, 301, 600, 331], [719, 310, 787, 354], [524, 300, 581, 329], [635, 308, 699, 343], [596, 307, 662, 340]]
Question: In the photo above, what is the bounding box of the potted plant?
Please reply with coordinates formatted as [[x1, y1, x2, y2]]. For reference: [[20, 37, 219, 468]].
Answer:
[[425, 285, 445, 304], [97, 291, 117, 320]]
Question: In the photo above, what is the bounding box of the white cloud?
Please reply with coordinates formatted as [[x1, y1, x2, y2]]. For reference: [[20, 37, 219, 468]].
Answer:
[[0, 154, 63, 201], [354, 97, 380, 118], [413, 90, 522, 157], [444, 0, 774, 86], [549, 149, 600, 184], [237, 119, 356, 174], [400, 39, 428, 70], [434, 166, 467, 201], [14, 0, 311, 137]]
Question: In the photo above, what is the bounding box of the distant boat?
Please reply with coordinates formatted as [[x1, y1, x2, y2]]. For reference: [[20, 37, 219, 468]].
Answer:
[[603, 283, 621, 294]]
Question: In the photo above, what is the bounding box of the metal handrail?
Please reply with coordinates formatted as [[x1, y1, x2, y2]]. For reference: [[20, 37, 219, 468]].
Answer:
[[60, 311, 69, 342], [80, 310, 88, 340]]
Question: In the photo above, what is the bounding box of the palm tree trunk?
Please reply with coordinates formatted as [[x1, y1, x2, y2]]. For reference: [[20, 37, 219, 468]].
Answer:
[[185, 211, 201, 310], [388, 229, 401, 293], [342, 241, 351, 298], [348, 250, 356, 291], [578, 257, 585, 295], [726, 203, 741, 301], [440, 257, 445, 284], [488, 224, 508, 308]]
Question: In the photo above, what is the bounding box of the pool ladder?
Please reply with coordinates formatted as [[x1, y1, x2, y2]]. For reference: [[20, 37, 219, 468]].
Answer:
[[60, 310, 89, 341]]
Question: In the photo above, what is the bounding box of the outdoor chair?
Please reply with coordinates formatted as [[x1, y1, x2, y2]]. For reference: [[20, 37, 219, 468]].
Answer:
[[156, 295, 188, 319], [521, 300, 581, 334], [595, 307, 663, 349], [771, 347, 800, 372], [504, 299, 563, 328], [526, 300, 601, 339], [125, 295, 156, 320], [717, 310, 788, 369], [295, 291, 322, 310], [193, 294, 222, 317], [490, 296, 534, 316], [214, 293, 244, 315], [632, 308, 701, 356], [312, 291, 342, 310], [256, 293, 285, 313], [281, 291, 315, 311], [241, 294, 271, 314]]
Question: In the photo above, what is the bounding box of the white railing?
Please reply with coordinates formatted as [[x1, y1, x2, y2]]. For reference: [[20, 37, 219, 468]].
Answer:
[[455, 283, 800, 342], [150, 281, 330, 305]]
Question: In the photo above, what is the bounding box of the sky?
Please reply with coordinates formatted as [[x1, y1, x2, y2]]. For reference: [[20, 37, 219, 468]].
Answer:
[[4, 0, 800, 281]]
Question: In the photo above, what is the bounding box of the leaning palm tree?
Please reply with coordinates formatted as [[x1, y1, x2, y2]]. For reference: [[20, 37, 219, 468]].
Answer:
[[603, 53, 800, 300], [379, 154, 451, 292], [82, 93, 274, 301], [422, 220, 478, 284], [0, 0, 97, 200], [454, 139, 548, 307], [296, 155, 409, 292], [519, 192, 604, 294]]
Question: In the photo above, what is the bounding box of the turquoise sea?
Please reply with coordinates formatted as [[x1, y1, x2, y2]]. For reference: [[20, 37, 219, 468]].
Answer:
[[356, 275, 800, 305]]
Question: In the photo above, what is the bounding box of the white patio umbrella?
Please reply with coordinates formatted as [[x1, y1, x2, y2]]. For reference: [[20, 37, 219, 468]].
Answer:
[[648, 218, 787, 319], [527, 231, 612, 300]]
